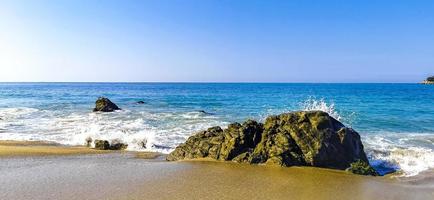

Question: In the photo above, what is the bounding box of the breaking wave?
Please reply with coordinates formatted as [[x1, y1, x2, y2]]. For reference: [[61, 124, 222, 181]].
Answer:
[[363, 133, 434, 177], [0, 107, 228, 154]]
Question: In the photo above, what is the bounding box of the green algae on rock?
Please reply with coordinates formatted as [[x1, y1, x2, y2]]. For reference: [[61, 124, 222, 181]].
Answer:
[[93, 97, 121, 112], [346, 160, 379, 176], [167, 111, 377, 175]]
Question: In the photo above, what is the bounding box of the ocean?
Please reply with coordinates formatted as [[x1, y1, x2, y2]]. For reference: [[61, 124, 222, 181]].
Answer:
[[0, 83, 433, 176]]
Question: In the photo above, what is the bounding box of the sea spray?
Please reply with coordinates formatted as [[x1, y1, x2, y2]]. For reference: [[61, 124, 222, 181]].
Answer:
[[299, 97, 359, 127], [300, 98, 342, 120], [260, 98, 343, 122]]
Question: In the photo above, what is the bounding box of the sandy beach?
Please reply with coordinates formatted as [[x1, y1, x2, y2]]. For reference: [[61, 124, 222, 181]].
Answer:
[[2, 0, 434, 199], [1, 141, 433, 200]]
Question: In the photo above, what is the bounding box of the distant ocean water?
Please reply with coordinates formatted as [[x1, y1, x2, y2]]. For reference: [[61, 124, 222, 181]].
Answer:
[[0, 83, 433, 176]]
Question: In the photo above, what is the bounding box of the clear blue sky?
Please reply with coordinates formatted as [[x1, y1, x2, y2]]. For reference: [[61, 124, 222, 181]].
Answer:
[[0, 0, 433, 82]]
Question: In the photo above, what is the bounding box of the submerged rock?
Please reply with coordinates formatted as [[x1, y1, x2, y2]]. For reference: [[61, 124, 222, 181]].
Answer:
[[93, 97, 121, 112], [93, 139, 128, 150], [167, 111, 376, 175], [197, 110, 212, 115], [136, 101, 145, 104]]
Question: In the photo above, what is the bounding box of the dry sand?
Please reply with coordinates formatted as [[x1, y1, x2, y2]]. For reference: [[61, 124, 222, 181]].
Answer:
[[0, 140, 433, 200]]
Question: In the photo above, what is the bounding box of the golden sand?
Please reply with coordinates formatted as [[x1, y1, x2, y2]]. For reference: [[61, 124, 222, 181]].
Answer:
[[0, 140, 61, 146], [1, 140, 433, 200], [134, 151, 162, 159], [118, 161, 434, 200], [0, 140, 162, 158], [0, 140, 107, 157]]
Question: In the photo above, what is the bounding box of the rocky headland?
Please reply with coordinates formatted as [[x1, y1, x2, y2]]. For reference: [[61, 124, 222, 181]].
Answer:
[[422, 76, 434, 84], [167, 111, 377, 175]]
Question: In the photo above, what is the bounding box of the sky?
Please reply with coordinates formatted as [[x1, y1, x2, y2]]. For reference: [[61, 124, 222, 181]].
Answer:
[[0, 0, 433, 83]]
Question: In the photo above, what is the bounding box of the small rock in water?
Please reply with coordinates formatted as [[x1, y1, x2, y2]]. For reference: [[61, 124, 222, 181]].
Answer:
[[94, 140, 110, 150], [197, 110, 212, 115], [93, 97, 121, 112], [93, 139, 128, 150], [136, 100, 145, 104], [110, 139, 128, 150]]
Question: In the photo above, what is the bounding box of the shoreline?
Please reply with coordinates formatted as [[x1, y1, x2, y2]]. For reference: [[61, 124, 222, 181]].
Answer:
[[0, 140, 109, 157], [1, 140, 434, 199], [0, 140, 163, 158]]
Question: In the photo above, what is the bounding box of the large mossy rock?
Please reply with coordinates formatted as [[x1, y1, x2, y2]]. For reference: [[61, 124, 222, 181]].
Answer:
[[93, 97, 121, 112], [167, 111, 375, 175]]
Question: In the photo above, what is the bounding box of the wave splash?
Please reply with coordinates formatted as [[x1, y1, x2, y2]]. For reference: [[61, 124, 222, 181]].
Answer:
[[301, 98, 342, 121], [298, 98, 434, 177]]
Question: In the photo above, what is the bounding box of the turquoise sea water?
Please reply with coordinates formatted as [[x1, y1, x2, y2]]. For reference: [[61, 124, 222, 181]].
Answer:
[[0, 83, 433, 176]]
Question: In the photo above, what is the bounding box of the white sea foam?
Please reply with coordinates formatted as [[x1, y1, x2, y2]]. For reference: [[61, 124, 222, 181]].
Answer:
[[363, 133, 434, 177], [0, 107, 40, 119], [0, 107, 227, 154], [1, 105, 434, 177]]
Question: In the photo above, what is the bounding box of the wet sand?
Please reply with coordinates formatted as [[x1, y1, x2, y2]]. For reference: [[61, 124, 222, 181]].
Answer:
[[0, 141, 433, 200], [126, 161, 434, 200], [0, 140, 107, 157]]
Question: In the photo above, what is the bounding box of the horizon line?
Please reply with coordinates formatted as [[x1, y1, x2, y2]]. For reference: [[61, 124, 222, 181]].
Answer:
[[0, 81, 423, 84]]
